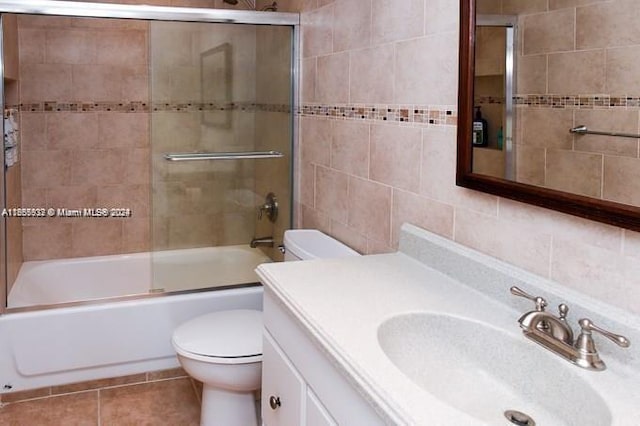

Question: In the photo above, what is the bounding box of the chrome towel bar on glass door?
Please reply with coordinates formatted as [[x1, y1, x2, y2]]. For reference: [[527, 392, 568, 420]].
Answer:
[[570, 125, 640, 139], [164, 151, 284, 161]]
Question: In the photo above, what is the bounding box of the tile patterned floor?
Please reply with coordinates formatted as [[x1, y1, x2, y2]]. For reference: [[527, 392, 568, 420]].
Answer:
[[0, 375, 201, 425]]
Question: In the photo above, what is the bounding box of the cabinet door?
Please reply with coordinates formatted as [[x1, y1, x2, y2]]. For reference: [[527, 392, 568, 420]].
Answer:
[[262, 331, 304, 426], [306, 388, 337, 426]]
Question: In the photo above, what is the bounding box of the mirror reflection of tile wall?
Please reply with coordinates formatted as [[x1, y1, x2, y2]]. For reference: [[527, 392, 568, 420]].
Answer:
[[476, 0, 640, 207]]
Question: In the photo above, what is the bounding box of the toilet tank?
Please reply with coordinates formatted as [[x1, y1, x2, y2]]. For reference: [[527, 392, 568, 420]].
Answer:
[[283, 230, 360, 261]]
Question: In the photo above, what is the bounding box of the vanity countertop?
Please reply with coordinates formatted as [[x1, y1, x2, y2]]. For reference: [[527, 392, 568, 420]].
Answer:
[[256, 225, 640, 426]]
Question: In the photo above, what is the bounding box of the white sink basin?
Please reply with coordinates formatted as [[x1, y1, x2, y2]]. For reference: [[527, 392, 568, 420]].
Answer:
[[378, 313, 612, 425]]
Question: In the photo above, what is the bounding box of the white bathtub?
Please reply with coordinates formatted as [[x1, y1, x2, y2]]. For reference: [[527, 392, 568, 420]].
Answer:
[[0, 246, 270, 393], [9, 245, 271, 308]]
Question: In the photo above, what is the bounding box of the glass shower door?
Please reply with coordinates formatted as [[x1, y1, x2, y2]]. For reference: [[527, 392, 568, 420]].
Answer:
[[149, 21, 292, 293]]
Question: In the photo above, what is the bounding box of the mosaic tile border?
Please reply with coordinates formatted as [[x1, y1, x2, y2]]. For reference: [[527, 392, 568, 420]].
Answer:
[[10, 101, 291, 114], [299, 103, 458, 126], [514, 94, 640, 109]]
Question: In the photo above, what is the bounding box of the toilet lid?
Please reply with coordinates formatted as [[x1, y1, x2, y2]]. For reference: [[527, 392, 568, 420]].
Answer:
[[172, 309, 262, 358]]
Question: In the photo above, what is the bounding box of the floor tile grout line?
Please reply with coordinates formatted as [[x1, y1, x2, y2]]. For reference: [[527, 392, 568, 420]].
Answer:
[[1, 375, 191, 405]]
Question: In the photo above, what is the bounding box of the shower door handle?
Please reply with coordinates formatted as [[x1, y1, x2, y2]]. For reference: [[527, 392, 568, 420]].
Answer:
[[164, 151, 284, 161]]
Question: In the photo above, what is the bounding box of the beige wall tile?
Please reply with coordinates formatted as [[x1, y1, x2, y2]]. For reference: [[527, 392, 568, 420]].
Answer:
[[391, 189, 453, 246], [19, 112, 46, 151], [502, 0, 548, 14], [455, 207, 552, 277], [46, 29, 96, 65], [523, 8, 575, 55], [300, 162, 316, 208], [545, 149, 603, 198], [420, 127, 499, 215], [20, 63, 72, 102], [349, 44, 394, 104], [519, 108, 573, 149], [332, 0, 371, 52], [72, 149, 127, 186], [576, 0, 640, 49], [498, 198, 623, 252], [125, 148, 151, 186], [395, 34, 458, 104], [301, 203, 331, 232], [548, 50, 605, 93], [347, 176, 391, 244], [476, 0, 502, 14], [329, 220, 367, 253], [97, 184, 150, 217], [366, 237, 396, 254], [123, 218, 151, 253], [98, 113, 149, 148], [72, 220, 123, 257], [22, 150, 72, 188], [18, 15, 72, 29], [515, 144, 546, 186], [48, 185, 97, 210], [606, 45, 640, 95], [18, 28, 46, 65], [573, 109, 639, 157], [517, 54, 547, 94], [550, 0, 604, 9], [302, 57, 316, 103], [71, 65, 124, 101], [315, 166, 349, 223], [331, 121, 370, 178], [370, 124, 421, 192], [475, 27, 506, 77], [302, 4, 333, 58], [603, 156, 640, 206], [301, 117, 331, 166], [23, 223, 72, 260], [97, 30, 148, 66], [316, 52, 349, 103], [425, 0, 458, 35], [551, 238, 640, 315], [47, 113, 99, 149], [371, 0, 424, 45], [167, 213, 218, 248]]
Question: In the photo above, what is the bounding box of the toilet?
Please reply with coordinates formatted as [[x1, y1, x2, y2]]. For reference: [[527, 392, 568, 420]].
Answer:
[[171, 229, 359, 426]]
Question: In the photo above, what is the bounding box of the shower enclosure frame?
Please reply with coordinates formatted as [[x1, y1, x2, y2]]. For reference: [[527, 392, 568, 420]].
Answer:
[[0, 0, 300, 314]]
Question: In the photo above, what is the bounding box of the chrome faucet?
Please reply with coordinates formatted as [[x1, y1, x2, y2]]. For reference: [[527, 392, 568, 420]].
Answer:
[[250, 236, 274, 248], [511, 286, 630, 371]]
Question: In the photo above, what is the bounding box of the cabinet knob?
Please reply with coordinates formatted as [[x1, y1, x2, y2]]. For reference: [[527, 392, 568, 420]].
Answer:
[[269, 395, 281, 410]]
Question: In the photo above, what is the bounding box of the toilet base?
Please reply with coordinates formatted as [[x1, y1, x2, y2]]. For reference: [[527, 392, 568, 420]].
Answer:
[[201, 384, 258, 426]]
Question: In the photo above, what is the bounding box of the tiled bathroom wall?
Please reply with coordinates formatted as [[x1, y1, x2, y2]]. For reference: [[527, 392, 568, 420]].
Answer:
[[298, 0, 640, 315], [17, 14, 152, 260]]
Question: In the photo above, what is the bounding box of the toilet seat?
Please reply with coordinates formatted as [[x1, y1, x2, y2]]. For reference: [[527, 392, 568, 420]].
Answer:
[[172, 309, 262, 365]]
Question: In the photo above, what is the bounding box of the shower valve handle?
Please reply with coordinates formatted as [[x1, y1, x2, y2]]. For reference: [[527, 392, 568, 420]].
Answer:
[[258, 192, 278, 223]]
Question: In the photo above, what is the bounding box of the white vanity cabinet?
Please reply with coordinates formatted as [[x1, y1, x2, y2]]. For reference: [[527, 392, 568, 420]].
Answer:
[[261, 289, 384, 426]]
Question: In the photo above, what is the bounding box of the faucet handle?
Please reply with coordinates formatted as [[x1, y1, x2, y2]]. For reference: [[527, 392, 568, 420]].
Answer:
[[510, 286, 548, 311], [577, 318, 630, 349], [558, 303, 569, 321]]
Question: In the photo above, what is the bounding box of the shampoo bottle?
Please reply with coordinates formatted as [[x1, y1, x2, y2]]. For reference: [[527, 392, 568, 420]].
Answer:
[[472, 106, 488, 147]]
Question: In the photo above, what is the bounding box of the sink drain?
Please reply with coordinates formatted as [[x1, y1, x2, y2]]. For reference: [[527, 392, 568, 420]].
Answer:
[[504, 410, 536, 426]]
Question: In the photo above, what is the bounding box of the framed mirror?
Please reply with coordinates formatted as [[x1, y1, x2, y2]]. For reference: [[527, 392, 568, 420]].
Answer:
[[457, 0, 640, 231]]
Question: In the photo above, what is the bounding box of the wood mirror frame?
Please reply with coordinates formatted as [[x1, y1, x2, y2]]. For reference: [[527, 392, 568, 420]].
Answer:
[[456, 0, 640, 232]]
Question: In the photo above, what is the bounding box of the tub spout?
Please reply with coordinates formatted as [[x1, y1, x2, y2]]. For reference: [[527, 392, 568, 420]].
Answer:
[[250, 237, 274, 248]]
